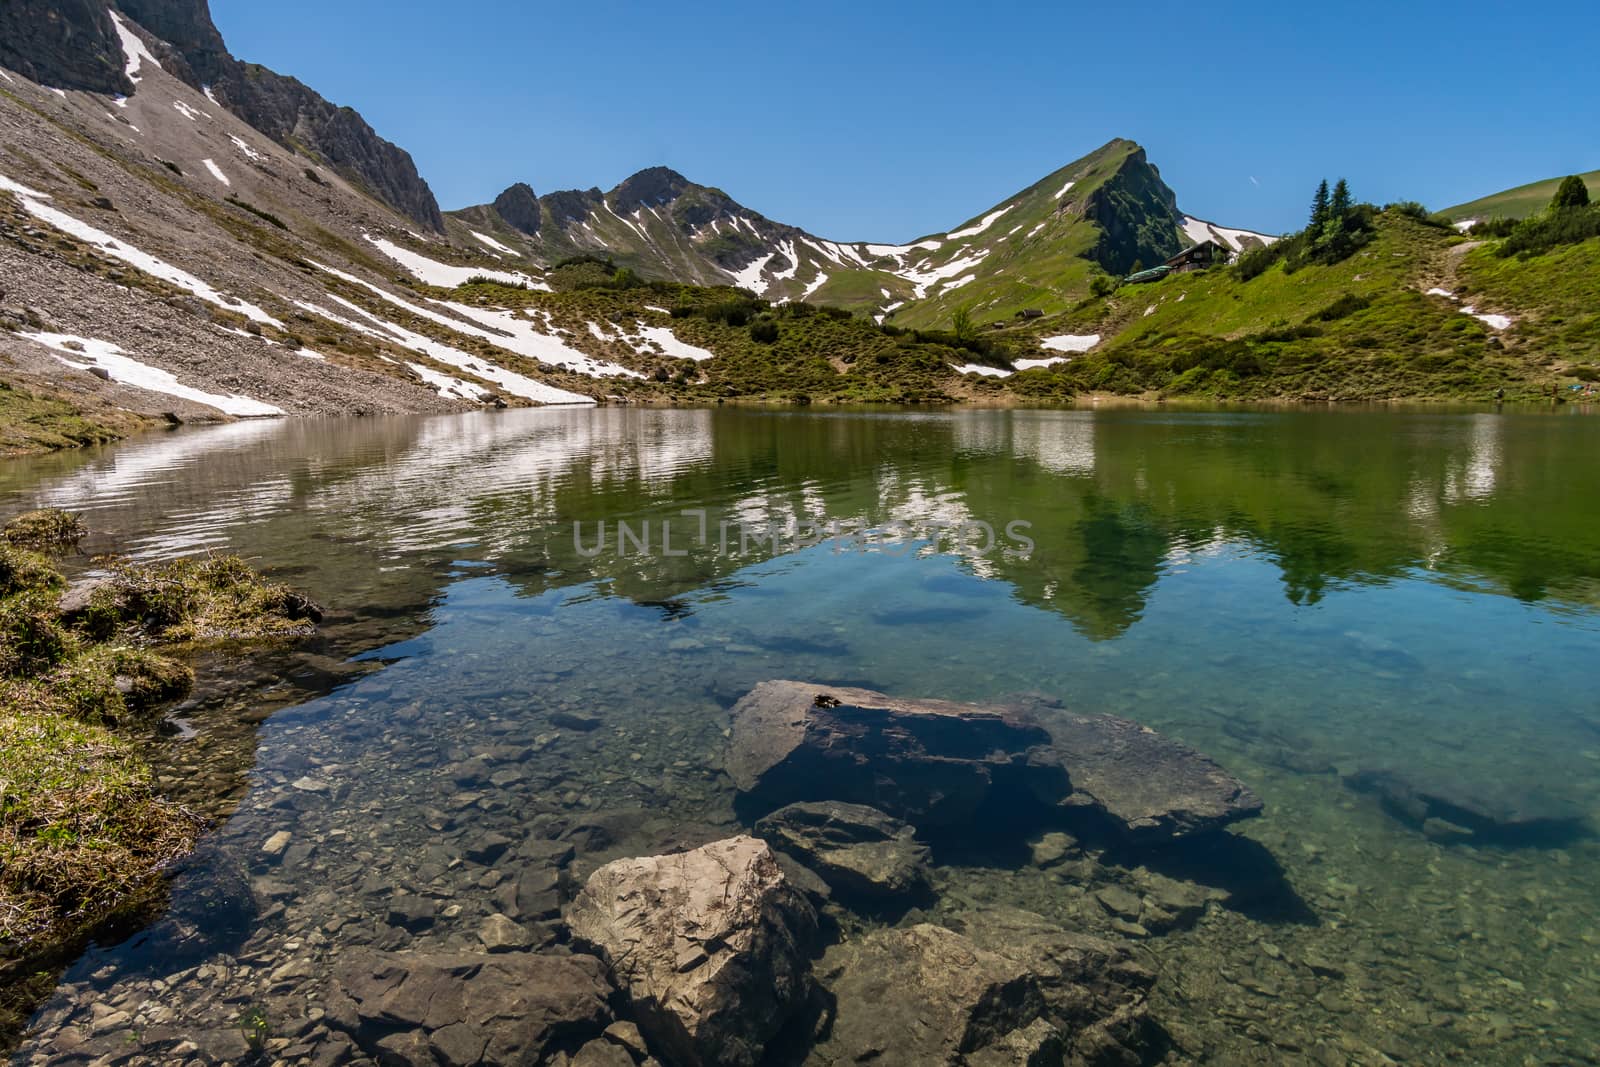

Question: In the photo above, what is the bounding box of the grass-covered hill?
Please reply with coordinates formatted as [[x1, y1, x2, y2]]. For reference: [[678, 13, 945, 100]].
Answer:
[[988, 188, 1600, 402], [1444, 168, 1600, 223]]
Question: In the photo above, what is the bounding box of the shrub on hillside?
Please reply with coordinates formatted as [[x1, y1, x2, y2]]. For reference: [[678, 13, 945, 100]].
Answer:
[[1497, 203, 1600, 258], [749, 317, 780, 343]]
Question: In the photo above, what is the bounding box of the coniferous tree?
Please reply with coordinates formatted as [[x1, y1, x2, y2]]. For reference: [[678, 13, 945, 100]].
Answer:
[[1310, 180, 1331, 232], [1329, 179, 1353, 221], [1552, 175, 1591, 212]]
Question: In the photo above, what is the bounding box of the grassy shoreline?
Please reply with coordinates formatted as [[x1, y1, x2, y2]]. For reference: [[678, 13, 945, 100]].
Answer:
[[0, 510, 320, 1038]]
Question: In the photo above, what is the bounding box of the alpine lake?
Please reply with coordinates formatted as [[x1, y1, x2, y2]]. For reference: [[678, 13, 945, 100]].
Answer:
[[2, 404, 1598, 1066]]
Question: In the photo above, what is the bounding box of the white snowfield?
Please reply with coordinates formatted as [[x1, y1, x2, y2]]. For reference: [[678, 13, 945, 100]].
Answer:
[[0, 172, 282, 326], [364, 235, 546, 290], [19, 332, 283, 416], [172, 100, 207, 122], [948, 205, 1013, 241], [899, 248, 990, 299], [632, 324, 715, 362], [953, 363, 1011, 377], [1181, 216, 1277, 253], [1462, 306, 1511, 331], [800, 272, 830, 300], [1013, 356, 1072, 371], [1423, 287, 1513, 331], [471, 231, 518, 257], [108, 10, 160, 86], [201, 158, 230, 186], [229, 135, 265, 162], [1055, 179, 1076, 199], [437, 301, 643, 378], [1040, 333, 1101, 353], [297, 291, 596, 406], [728, 252, 777, 293]]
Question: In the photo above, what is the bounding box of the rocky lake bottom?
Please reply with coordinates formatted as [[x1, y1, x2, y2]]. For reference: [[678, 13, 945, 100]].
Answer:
[[2, 406, 1598, 1065]]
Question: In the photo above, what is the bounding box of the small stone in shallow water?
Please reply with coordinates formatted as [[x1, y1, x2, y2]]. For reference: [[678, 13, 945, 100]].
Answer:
[[553, 710, 602, 731], [291, 776, 329, 793], [478, 913, 532, 952], [1094, 885, 1143, 921], [261, 831, 292, 857]]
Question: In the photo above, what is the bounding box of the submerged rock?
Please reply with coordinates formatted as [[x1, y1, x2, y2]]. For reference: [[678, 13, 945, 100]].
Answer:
[[727, 681, 1260, 847], [1032, 703, 1263, 843], [1344, 768, 1589, 845], [946, 908, 1166, 1064], [325, 949, 614, 1065], [754, 800, 932, 905], [810, 923, 1050, 1065], [565, 836, 819, 1067], [725, 680, 1070, 829]]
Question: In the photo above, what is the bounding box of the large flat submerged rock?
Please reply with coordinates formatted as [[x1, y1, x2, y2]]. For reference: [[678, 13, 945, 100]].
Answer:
[[727, 680, 1260, 845]]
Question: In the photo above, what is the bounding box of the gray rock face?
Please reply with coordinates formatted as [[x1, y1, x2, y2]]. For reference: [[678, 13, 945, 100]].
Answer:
[[2, 0, 447, 230], [726, 681, 1070, 829], [1042, 709, 1263, 843], [565, 836, 819, 1067], [0, 0, 131, 95], [494, 182, 543, 235], [811, 923, 1049, 1065], [754, 800, 932, 904], [325, 949, 614, 1066]]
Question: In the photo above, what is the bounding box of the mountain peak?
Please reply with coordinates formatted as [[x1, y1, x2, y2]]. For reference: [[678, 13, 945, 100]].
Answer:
[[610, 167, 693, 213], [493, 182, 542, 235]]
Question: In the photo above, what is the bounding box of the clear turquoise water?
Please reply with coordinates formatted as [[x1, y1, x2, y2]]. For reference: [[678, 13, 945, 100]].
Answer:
[[4, 406, 1598, 1063]]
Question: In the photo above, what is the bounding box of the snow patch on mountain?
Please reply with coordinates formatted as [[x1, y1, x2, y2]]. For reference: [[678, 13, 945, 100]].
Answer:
[[1040, 333, 1101, 353], [729, 253, 776, 293], [364, 235, 545, 289], [1181, 216, 1276, 253], [202, 159, 230, 186], [633, 325, 715, 362], [299, 290, 596, 405], [471, 231, 518, 257], [1055, 179, 1076, 199], [953, 363, 1011, 377], [172, 100, 208, 122], [948, 206, 1013, 240], [900, 248, 991, 299], [1, 172, 281, 326], [108, 11, 161, 86], [229, 135, 265, 162], [20, 332, 282, 415]]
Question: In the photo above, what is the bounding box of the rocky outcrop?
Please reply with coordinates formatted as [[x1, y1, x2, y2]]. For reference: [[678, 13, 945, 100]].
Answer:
[[1036, 705, 1263, 843], [2, 0, 447, 230], [325, 949, 615, 1065], [1081, 143, 1185, 276], [726, 680, 1070, 829], [565, 836, 819, 1067], [203, 64, 444, 231], [0, 1, 131, 95], [754, 800, 932, 905], [811, 923, 1050, 1065], [494, 182, 543, 235]]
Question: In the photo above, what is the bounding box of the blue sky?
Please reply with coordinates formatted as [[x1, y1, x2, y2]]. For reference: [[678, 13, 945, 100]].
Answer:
[[213, 0, 1599, 241]]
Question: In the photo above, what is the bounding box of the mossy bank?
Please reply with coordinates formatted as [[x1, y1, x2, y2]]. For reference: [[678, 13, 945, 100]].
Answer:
[[0, 509, 321, 1040]]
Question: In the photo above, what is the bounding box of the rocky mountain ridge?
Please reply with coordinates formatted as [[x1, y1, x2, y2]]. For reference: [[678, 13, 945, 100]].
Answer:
[[451, 139, 1277, 328], [0, 0, 442, 228]]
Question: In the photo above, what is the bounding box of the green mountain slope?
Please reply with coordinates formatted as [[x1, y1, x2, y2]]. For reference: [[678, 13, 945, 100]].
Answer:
[[444, 139, 1275, 332], [1444, 169, 1600, 222], [993, 209, 1598, 401]]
